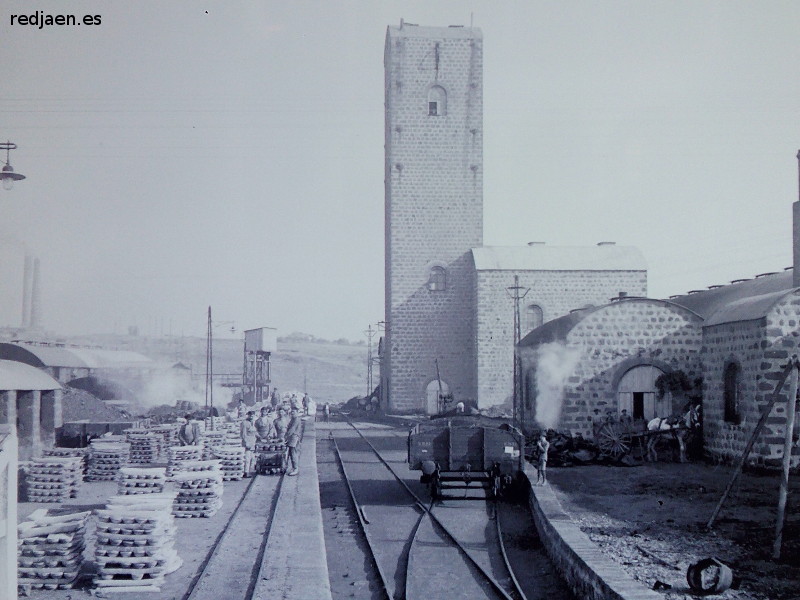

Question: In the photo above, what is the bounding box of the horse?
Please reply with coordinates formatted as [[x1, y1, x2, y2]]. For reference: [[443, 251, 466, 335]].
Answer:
[[645, 415, 690, 463]]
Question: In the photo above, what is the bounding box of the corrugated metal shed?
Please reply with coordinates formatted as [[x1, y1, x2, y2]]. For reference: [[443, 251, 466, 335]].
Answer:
[[0, 360, 61, 391], [0, 343, 89, 368], [0, 342, 153, 370], [471, 245, 647, 271]]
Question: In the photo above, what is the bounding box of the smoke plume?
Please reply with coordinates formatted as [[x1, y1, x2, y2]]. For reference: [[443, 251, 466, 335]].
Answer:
[[533, 342, 582, 429]]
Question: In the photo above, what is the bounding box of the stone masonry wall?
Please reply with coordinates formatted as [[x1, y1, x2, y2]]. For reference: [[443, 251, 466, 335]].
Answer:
[[476, 270, 647, 409], [518, 299, 703, 436], [384, 25, 483, 412], [703, 290, 800, 468]]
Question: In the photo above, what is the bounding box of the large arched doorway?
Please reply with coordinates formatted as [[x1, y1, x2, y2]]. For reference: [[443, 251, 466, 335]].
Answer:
[[425, 380, 449, 415], [616, 365, 668, 422]]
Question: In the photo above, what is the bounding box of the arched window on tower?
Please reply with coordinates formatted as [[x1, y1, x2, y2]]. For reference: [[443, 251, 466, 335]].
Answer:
[[525, 304, 544, 332], [427, 85, 447, 116], [723, 362, 741, 424], [428, 266, 446, 291]]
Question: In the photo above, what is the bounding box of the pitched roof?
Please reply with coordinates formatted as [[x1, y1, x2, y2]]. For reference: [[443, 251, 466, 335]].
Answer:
[[472, 245, 647, 271]]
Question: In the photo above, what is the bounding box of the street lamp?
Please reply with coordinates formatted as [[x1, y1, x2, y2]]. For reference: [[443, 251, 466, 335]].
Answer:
[[0, 141, 26, 190]]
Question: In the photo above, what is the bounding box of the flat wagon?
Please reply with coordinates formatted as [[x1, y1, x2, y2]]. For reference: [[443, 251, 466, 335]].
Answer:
[[408, 416, 524, 499]]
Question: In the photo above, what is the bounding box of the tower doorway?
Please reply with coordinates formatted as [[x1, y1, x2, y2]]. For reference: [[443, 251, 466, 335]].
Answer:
[[425, 380, 449, 415]]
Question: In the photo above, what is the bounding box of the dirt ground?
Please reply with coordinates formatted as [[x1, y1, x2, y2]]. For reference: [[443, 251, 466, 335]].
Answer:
[[547, 462, 800, 600]]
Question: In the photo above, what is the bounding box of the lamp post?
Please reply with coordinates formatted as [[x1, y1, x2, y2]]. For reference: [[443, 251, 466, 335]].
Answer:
[[0, 141, 26, 190]]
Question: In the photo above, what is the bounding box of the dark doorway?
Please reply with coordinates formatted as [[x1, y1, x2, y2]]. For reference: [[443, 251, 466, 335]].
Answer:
[[632, 392, 645, 420]]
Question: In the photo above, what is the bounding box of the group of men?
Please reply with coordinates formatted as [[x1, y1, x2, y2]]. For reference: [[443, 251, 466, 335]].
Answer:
[[240, 403, 303, 477]]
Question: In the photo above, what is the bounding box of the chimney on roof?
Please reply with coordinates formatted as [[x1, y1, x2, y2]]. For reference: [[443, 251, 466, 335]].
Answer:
[[795, 150, 800, 287]]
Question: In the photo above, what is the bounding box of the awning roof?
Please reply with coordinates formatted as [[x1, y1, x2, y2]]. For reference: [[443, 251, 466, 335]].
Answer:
[[0, 342, 154, 369], [0, 360, 61, 391]]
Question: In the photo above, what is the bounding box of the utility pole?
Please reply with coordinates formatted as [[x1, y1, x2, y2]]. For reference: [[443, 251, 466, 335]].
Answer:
[[773, 358, 799, 559], [365, 324, 377, 398], [506, 276, 529, 431], [205, 307, 214, 429]]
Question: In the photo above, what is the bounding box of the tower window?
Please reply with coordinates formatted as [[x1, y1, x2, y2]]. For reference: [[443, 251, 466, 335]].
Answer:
[[525, 304, 544, 332], [427, 85, 447, 117], [428, 266, 446, 291]]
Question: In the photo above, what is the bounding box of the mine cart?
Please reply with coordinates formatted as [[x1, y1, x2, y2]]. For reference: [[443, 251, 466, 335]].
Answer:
[[408, 416, 524, 499], [256, 440, 286, 475]]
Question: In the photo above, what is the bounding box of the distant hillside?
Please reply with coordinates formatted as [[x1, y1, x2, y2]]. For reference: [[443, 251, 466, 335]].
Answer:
[[59, 332, 369, 405]]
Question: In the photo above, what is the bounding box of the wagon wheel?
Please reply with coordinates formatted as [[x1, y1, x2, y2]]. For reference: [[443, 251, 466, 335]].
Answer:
[[595, 422, 633, 460]]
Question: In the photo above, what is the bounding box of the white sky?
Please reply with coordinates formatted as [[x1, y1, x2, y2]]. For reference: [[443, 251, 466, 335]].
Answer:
[[1, 1, 798, 341]]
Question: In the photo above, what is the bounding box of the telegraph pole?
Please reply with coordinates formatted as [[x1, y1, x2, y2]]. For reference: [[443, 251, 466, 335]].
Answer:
[[364, 324, 377, 398], [506, 276, 529, 431]]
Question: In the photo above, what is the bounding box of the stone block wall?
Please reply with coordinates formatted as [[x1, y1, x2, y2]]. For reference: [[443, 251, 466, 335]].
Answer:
[[703, 290, 800, 468], [384, 25, 483, 412], [518, 299, 703, 436], [476, 270, 647, 408]]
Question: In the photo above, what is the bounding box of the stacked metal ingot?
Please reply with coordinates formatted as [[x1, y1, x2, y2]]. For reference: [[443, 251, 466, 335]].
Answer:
[[211, 446, 245, 480], [166, 445, 203, 479], [87, 440, 131, 481], [126, 432, 162, 464], [200, 431, 226, 460], [149, 424, 178, 458], [204, 416, 226, 431], [172, 460, 224, 518], [256, 440, 286, 475], [17, 509, 90, 590], [26, 457, 83, 503], [117, 467, 166, 495], [43, 447, 89, 480], [223, 422, 242, 445], [94, 493, 181, 593]]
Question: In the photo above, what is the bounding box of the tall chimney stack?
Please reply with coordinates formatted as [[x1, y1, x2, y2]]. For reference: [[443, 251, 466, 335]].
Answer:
[[795, 150, 800, 288], [21, 254, 32, 328], [30, 257, 42, 329]]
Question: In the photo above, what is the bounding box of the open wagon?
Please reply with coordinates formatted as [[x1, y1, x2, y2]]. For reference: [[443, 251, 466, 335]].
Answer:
[[408, 416, 524, 499]]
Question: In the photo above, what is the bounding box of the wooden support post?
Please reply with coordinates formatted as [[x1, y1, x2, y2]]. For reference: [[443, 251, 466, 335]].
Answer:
[[707, 360, 795, 529], [773, 362, 798, 560]]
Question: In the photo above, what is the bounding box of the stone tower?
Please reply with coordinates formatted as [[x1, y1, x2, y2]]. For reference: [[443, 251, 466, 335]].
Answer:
[[383, 22, 483, 413]]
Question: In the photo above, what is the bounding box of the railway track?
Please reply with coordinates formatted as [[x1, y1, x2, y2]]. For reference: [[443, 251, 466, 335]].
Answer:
[[181, 473, 284, 600], [330, 420, 529, 600]]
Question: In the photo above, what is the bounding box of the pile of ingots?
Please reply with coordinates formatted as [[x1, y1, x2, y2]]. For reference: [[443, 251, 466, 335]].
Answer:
[[204, 416, 226, 431], [17, 509, 90, 591], [43, 447, 89, 479], [149, 424, 178, 458], [87, 439, 131, 482], [126, 431, 162, 464], [223, 423, 242, 446], [172, 460, 224, 518], [211, 446, 245, 480], [26, 456, 83, 503], [200, 431, 226, 460], [117, 467, 166, 495], [166, 445, 203, 479], [94, 493, 181, 594]]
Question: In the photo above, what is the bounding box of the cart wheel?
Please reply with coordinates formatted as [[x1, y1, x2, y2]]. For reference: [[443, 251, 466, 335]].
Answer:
[[595, 422, 633, 460]]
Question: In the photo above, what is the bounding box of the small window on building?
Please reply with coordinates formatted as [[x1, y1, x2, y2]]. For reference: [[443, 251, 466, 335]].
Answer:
[[525, 304, 544, 332], [427, 85, 447, 116], [428, 266, 446, 291], [724, 362, 741, 424]]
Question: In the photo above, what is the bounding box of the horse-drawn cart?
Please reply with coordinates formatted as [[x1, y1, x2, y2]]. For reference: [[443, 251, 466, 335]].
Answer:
[[594, 419, 692, 462]]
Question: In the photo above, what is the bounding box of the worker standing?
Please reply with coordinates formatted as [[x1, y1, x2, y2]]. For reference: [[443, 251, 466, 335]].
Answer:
[[178, 414, 200, 446], [284, 407, 302, 476], [240, 411, 258, 477]]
